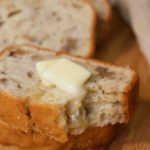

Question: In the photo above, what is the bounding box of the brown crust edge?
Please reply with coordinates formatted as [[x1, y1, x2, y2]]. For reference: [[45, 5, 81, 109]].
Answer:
[[98, 0, 112, 46], [85, 1, 97, 58], [0, 91, 29, 132], [0, 121, 115, 149], [124, 72, 139, 122]]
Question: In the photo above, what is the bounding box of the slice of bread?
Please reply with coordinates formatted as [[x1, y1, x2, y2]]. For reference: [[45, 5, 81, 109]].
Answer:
[[0, 0, 112, 58], [0, 0, 96, 57], [0, 119, 115, 149], [0, 45, 139, 143]]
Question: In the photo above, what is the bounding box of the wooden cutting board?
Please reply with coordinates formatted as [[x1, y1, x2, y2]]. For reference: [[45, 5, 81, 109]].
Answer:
[[0, 8, 150, 150], [95, 9, 150, 150]]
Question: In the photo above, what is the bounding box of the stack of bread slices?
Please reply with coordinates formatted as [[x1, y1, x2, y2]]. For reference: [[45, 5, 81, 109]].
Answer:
[[0, 0, 139, 150]]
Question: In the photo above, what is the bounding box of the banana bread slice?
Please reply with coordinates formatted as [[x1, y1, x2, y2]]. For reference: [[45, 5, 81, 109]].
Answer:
[[0, 45, 139, 143], [0, 0, 96, 57]]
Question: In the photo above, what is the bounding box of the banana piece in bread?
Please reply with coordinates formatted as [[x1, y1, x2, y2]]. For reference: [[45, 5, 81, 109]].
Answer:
[[0, 0, 96, 57], [0, 45, 139, 144]]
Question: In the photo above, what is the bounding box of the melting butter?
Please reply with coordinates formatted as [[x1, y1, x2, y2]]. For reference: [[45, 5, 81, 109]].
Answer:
[[36, 58, 91, 96]]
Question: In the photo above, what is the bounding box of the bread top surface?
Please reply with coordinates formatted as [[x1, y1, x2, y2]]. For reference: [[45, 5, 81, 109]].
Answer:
[[0, 45, 136, 100], [0, 0, 96, 57]]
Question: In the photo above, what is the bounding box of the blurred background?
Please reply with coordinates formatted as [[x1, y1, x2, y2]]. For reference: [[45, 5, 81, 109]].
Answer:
[[99, 2, 150, 149]]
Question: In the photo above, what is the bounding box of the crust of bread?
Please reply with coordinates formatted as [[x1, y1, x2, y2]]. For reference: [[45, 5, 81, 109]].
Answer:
[[98, 0, 112, 45], [86, 6, 97, 58], [0, 45, 139, 145], [0, 119, 115, 149], [0, 91, 29, 132], [63, 125, 115, 150], [89, 0, 112, 47], [98, 17, 111, 47], [78, 0, 97, 58], [29, 103, 68, 143], [0, 120, 55, 148], [0, 93, 68, 143], [124, 73, 139, 122]]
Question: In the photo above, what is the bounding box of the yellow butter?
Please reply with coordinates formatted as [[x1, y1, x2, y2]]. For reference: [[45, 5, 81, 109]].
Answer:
[[36, 59, 58, 85], [36, 58, 91, 96], [36, 59, 58, 77]]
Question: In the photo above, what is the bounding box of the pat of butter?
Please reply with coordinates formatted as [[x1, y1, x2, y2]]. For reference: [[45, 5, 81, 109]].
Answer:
[[36, 58, 91, 96], [36, 59, 58, 77], [36, 59, 58, 85]]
